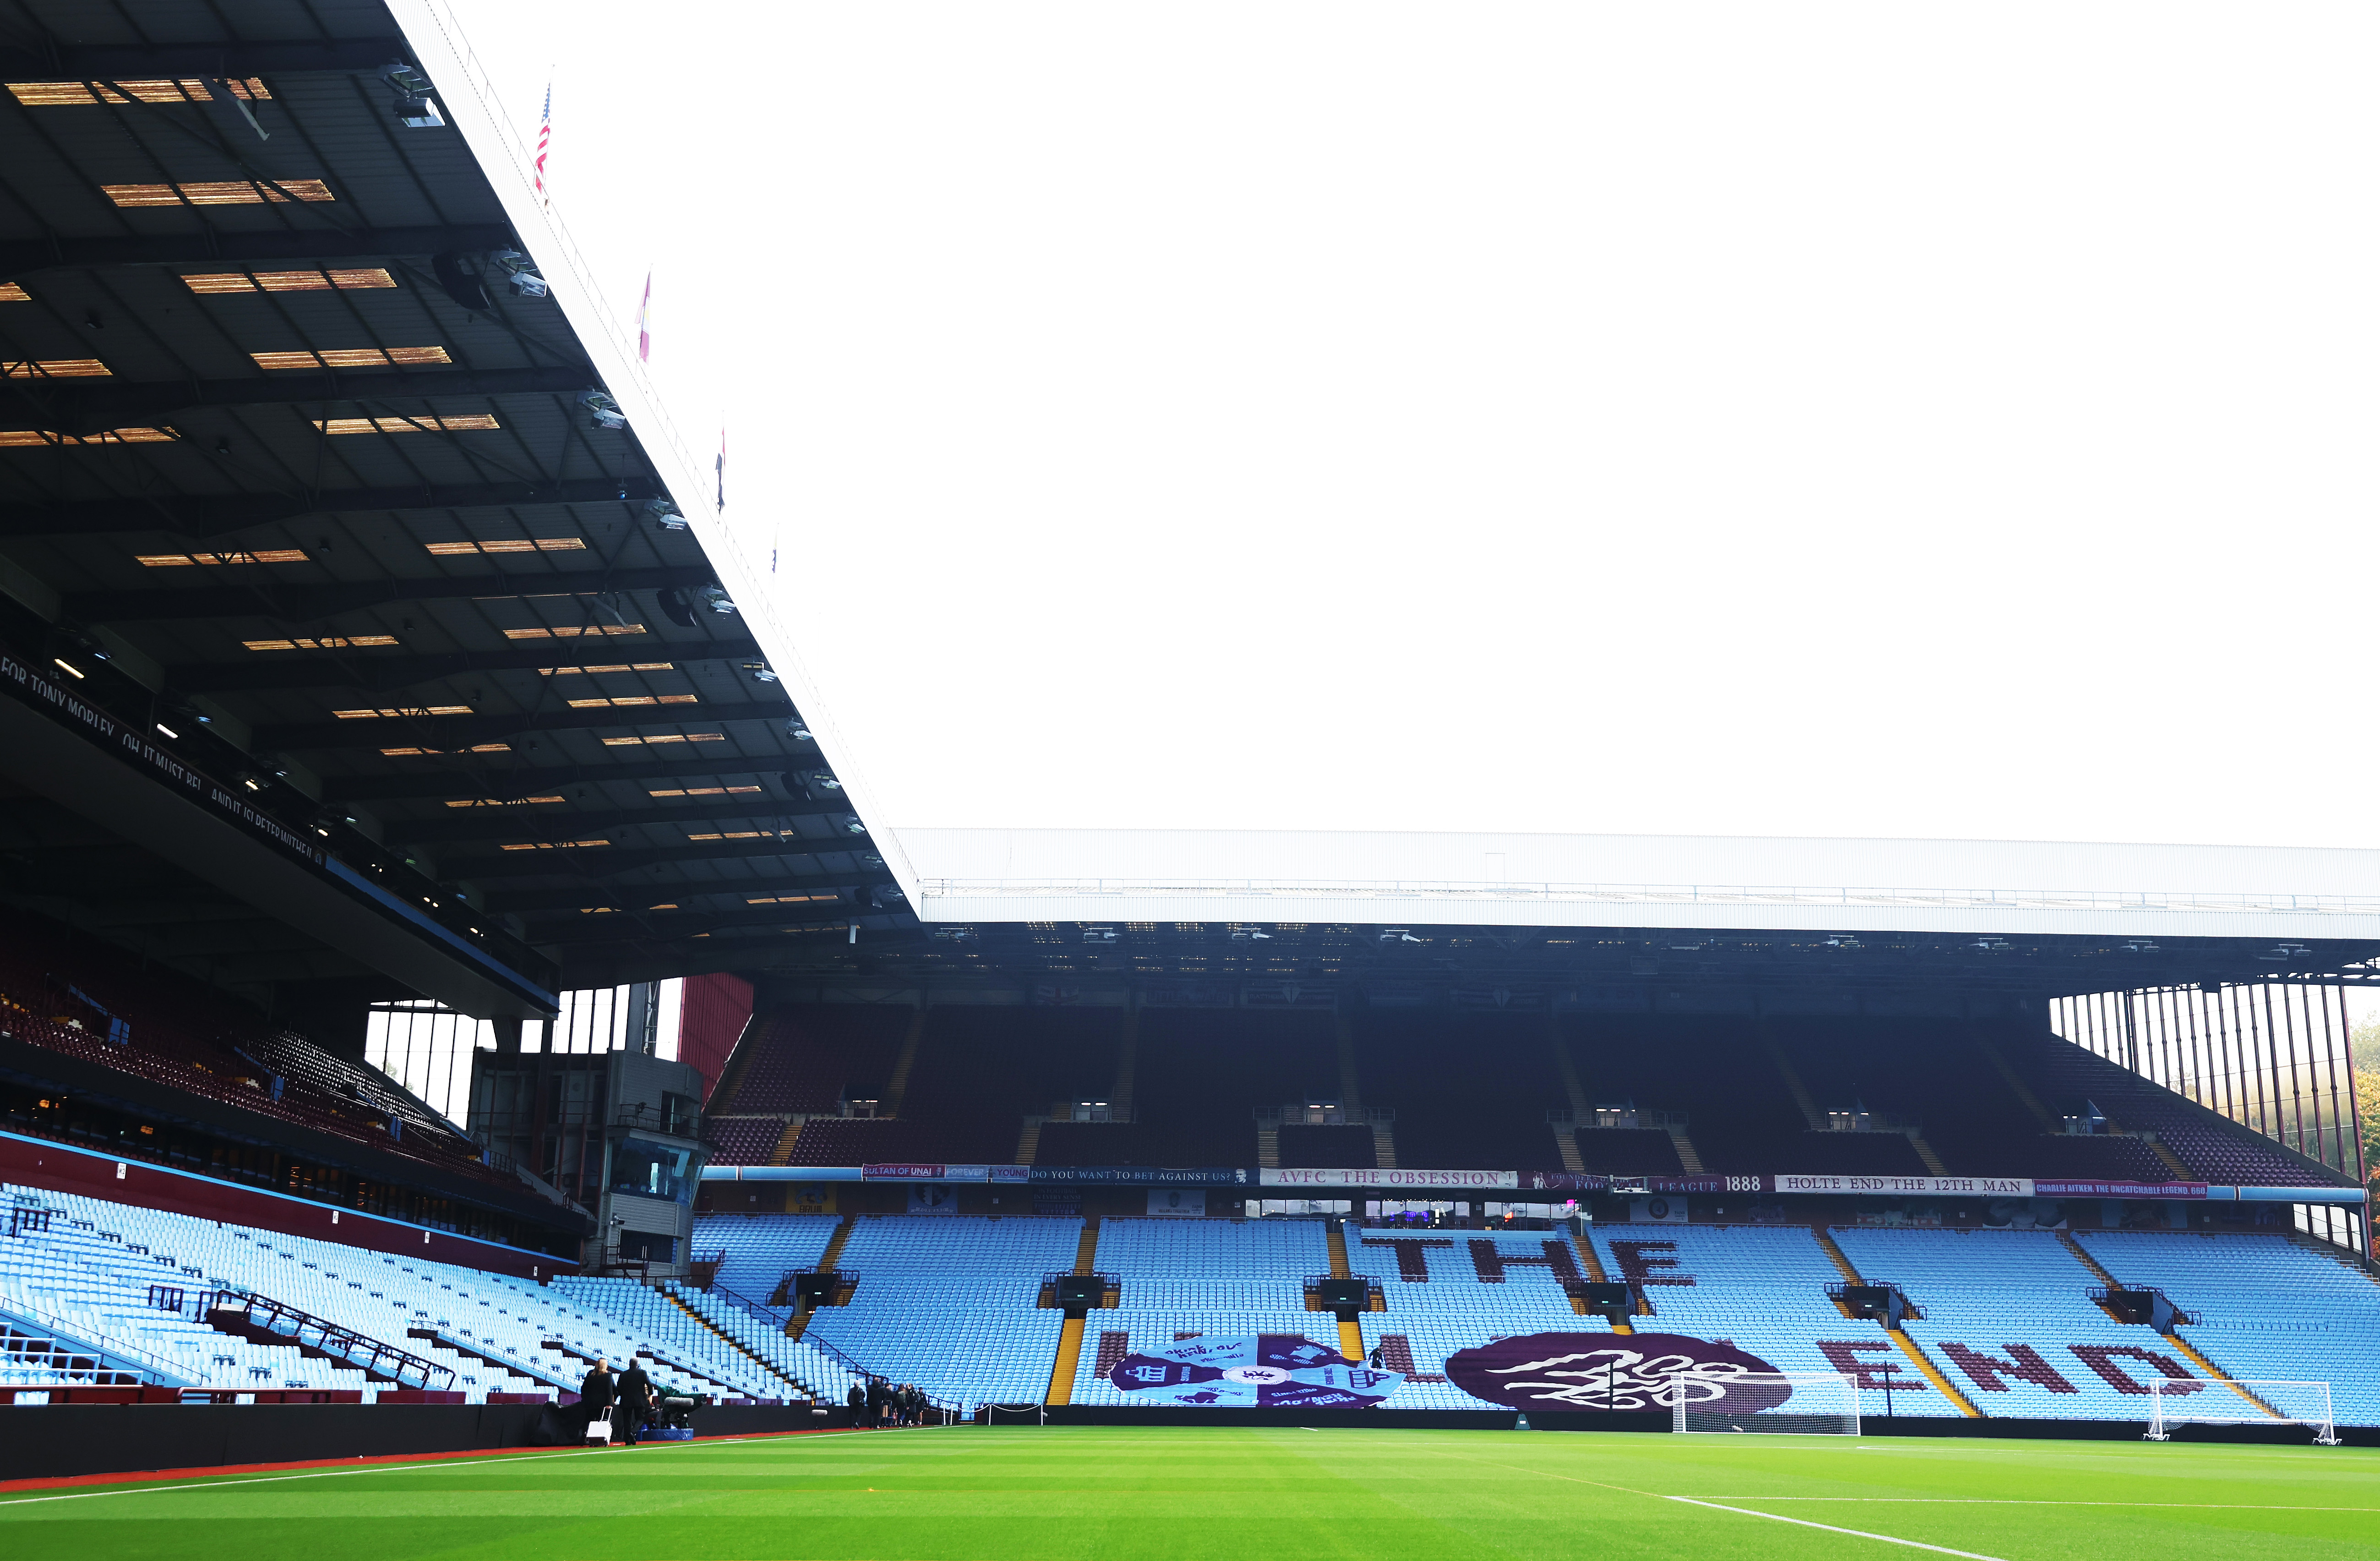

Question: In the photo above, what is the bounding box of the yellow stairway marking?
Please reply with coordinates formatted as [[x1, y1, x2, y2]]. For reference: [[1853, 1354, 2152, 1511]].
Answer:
[[1907, 1135, 1948, 1175], [1046, 1217, 1103, 1405], [1886, 1327, 1983, 1418], [1816, 1226, 1979, 1417], [1338, 1315, 1366, 1360], [1046, 1315, 1086, 1405], [1324, 1224, 1351, 1279], [2166, 1330, 2284, 1420]]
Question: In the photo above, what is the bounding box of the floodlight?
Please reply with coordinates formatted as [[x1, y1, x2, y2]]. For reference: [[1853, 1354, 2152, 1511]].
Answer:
[[380, 63, 444, 128], [648, 498, 689, 532], [742, 661, 779, 683], [697, 584, 736, 615], [580, 389, 626, 431], [785, 716, 813, 741], [1084, 927, 1117, 944], [834, 814, 867, 836], [487, 249, 548, 298]]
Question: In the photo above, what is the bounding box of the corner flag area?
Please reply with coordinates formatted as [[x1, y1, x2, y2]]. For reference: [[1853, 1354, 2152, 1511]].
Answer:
[[2, 1427, 2373, 1561]]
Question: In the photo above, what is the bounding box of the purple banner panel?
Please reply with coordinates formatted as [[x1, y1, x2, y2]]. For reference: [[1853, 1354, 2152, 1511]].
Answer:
[[1108, 1334, 1403, 1408]]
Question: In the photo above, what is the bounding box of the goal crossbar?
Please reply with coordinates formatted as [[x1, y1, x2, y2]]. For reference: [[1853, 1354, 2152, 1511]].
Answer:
[[1670, 1371, 1860, 1436], [2146, 1377, 2337, 1445]]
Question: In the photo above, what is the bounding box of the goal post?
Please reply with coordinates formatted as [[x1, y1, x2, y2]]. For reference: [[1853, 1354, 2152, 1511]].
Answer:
[[1671, 1372, 1860, 1436], [2146, 1377, 2337, 1445]]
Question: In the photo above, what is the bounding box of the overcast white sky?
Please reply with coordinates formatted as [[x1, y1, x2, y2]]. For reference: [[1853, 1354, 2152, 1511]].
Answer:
[[452, 2, 2380, 850]]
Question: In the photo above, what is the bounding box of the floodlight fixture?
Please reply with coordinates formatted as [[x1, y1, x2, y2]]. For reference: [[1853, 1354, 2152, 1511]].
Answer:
[[1084, 927, 1117, 944], [2121, 939, 2161, 954], [697, 584, 737, 615], [487, 248, 548, 298], [580, 389, 627, 431], [648, 498, 687, 532], [742, 661, 779, 683], [785, 717, 814, 742], [155, 722, 178, 738], [380, 62, 444, 128], [835, 813, 867, 836]]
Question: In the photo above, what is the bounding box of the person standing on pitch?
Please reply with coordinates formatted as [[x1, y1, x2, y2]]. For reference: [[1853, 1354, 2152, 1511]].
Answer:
[[866, 1374, 887, 1428], [845, 1378, 865, 1425], [579, 1359, 617, 1443], [616, 1358, 654, 1445]]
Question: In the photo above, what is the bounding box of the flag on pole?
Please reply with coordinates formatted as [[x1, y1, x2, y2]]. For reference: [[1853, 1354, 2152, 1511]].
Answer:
[[716, 426, 727, 513], [637, 269, 652, 362], [534, 80, 552, 204]]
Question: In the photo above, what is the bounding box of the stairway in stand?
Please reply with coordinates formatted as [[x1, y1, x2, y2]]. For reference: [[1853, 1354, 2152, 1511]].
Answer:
[[1045, 1218, 1102, 1405], [1814, 1226, 1980, 1417], [785, 1216, 857, 1343]]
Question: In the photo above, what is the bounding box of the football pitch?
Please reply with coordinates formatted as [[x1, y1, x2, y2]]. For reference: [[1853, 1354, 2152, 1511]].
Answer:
[[2, 1425, 2373, 1561]]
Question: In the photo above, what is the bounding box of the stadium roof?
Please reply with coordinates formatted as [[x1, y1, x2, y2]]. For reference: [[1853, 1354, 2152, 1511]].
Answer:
[[0, 0, 915, 1017]]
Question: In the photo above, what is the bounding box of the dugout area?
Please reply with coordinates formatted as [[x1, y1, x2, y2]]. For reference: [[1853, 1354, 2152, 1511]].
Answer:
[[0, 1425, 2374, 1561]]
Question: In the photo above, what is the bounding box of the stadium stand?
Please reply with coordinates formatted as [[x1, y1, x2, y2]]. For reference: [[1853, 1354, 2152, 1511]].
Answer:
[[701, 1117, 787, 1167], [801, 1216, 1078, 1410], [1833, 1224, 2218, 1422], [2077, 1228, 2380, 1429], [1351, 1227, 1612, 1409], [1579, 1222, 1964, 1419], [0, 1184, 810, 1403], [713, 1006, 912, 1119], [1067, 1217, 1334, 1404], [1364, 1011, 1569, 1171], [693, 1213, 845, 1303], [0, 911, 509, 1194]]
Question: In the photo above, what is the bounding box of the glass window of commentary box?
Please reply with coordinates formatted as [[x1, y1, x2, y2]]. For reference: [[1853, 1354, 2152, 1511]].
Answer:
[[612, 1137, 696, 1206]]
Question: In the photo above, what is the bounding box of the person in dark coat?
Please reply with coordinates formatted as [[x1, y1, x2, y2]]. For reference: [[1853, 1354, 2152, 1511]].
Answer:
[[845, 1379, 865, 1425], [579, 1360, 617, 1442], [616, 1360, 654, 1445], [865, 1375, 887, 1428]]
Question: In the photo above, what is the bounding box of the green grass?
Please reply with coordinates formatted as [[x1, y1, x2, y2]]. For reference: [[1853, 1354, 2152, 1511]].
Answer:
[[3, 1426, 2375, 1561]]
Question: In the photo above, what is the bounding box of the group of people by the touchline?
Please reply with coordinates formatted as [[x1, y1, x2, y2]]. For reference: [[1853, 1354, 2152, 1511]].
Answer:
[[575, 1360, 934, 1441], [848, 1375, 931, 1426]]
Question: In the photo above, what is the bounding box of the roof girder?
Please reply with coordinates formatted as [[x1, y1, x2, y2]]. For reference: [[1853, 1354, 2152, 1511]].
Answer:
[[18, 366, 590, 437], [322, 753, 826, 802], [0, 477, 670, 541], [254, 698, 794, 752], [0, 224, 517, 278], [66, 563, 717, 623]]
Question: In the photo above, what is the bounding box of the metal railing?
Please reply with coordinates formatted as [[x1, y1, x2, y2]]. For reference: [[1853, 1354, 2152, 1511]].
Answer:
[[204, 1290, 457, 1391], [918, 876, 2380, 919]]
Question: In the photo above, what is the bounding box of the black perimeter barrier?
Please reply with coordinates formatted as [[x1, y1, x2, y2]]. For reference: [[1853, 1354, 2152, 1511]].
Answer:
[[0, 1403, 854, 1482], [1029, 1406, 2378, 1445]]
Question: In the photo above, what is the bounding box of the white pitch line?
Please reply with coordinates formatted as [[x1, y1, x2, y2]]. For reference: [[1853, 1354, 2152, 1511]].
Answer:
[[1705, 1498, 2380, 1513], [1660, 1495, 2013, 1559]]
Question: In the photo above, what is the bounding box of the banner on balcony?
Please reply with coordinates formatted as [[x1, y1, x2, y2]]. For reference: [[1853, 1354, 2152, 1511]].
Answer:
[[1146, 1188, 1206, 1217], [1107, 1335, 1402, 1408], [1260, 1168, 1519, 1190]]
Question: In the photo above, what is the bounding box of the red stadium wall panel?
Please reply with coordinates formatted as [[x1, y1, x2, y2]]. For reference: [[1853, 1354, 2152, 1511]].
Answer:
[[0, 1130, 570, 1280], [680, 972, 755, 1103]]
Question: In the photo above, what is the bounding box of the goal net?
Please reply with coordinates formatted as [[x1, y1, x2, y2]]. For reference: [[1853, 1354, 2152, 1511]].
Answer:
[[1671, 1371, 1860, 1436], [2146, 1377, 2337, 1445]]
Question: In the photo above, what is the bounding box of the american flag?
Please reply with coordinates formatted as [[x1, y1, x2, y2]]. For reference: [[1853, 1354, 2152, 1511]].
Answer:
[[534, 80, 551, 203]]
